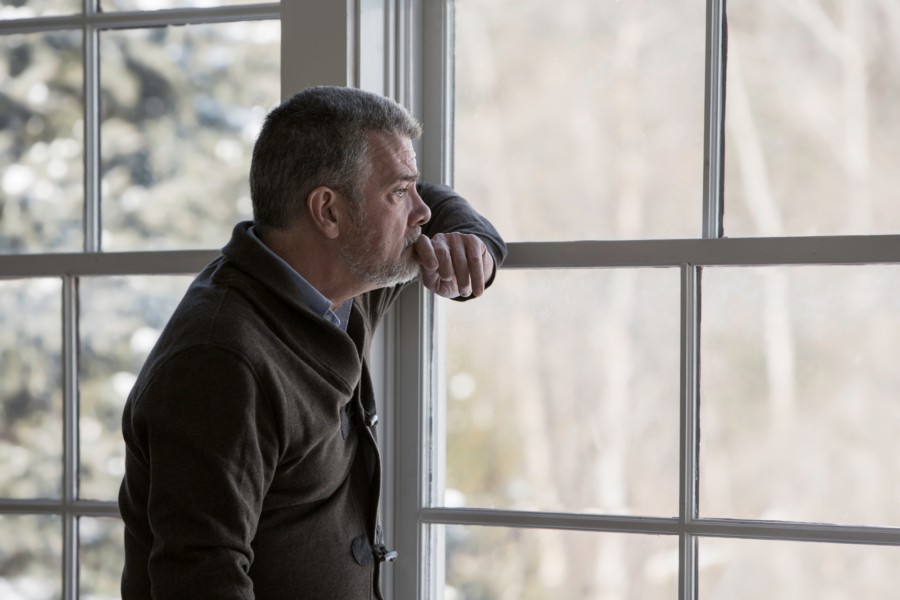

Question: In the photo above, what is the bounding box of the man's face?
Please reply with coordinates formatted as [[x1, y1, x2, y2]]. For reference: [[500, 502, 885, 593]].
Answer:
[[338, 131, 431, 288]]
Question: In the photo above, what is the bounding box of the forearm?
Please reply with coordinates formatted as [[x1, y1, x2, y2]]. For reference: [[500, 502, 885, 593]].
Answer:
[[416, 182, 508, 274]]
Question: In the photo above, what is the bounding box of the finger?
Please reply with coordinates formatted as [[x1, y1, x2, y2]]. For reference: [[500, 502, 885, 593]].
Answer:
[[467, 237, 486, 297], [420, 266, 441, 292], [449, 235, 471, 296], [432, 235, 456, 282], [482, 247, 495, 290], [414, 235, 439, 271]]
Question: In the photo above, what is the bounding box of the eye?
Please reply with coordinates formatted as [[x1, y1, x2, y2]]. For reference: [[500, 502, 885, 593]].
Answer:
[[395, 186, 409, 197]]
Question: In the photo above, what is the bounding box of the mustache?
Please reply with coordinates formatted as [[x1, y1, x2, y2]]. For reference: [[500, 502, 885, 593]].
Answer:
[[404, 227, 422, 249]]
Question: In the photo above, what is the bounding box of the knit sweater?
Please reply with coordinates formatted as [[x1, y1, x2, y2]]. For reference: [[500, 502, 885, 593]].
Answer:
[[118, 183, 506, 600]]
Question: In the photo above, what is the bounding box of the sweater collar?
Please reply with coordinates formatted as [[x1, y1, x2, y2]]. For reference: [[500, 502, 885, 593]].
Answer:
[[219, 221, 363, 390], [221, 221, 313, 315], [245, 225, 352, 331]]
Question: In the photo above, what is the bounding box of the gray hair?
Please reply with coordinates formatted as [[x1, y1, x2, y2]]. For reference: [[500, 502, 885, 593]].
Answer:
[[249, 86, 422, 233]]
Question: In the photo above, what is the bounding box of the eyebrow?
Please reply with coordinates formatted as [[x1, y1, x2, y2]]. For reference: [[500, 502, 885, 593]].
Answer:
[[394, 170, 420, 183]]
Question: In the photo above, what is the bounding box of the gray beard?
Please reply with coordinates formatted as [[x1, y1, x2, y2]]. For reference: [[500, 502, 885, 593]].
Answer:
[[339, 205, 422, 289]]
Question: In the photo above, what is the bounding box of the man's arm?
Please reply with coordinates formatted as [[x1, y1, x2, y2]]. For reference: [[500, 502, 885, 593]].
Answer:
[[121, 346, 278, 599], [414, 182, 507, 300]]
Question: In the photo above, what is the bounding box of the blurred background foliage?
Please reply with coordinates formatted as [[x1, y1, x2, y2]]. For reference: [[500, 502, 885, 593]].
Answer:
[[447, 0, 900, 597], [79, 517, 124, 600], [0, 1, 81, 19], [99, 22, 280, 251], [454, 0, 706, 243], [0, 279, 62, 500], [443, 526, 679, 600], [0, 515, 61, 600], [101, 0, 275, 12], [0, 31, 83, 253]]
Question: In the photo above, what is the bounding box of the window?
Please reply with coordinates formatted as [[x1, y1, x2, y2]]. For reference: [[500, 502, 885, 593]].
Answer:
[[5, 1, 900, 599], [0, 2, 279, 598], [383, 0, 900, 599]]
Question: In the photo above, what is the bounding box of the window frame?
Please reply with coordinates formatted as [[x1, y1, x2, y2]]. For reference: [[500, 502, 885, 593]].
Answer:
[[0, 2, 279, 599], [388, 0, 900, 599]]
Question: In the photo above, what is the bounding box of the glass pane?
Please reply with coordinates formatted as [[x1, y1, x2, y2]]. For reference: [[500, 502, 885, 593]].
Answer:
[[80, 517, 125, 600], [0, 31, 83, 254], [699, 537, 900, 599], [0, 0, 80, 19], [79, 275, 194, 500], [454, 0, 706, 242], [0, 278, 62, 499], [100, 22, 280, 251], [0, 514, 62, 600], [700, 265, 900, 526], [723, 0, 900, 236], [442, 269, 680, 516], [102, 0, 276, 10], [440, 525, 678, 599]]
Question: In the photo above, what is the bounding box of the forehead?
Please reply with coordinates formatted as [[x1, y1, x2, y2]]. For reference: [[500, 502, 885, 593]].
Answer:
[[367, 131, 417, 180]]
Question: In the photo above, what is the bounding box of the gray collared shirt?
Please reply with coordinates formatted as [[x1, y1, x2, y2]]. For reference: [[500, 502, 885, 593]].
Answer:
[[247, 226, 353, 332]]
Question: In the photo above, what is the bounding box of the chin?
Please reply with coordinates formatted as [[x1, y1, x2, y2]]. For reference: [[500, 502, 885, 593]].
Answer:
[[340, 228, 421, 288], [371, 258, 421, 288]]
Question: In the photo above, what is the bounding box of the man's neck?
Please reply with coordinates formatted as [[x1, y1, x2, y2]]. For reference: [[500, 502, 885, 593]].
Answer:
[[257, 226, 369, 310]]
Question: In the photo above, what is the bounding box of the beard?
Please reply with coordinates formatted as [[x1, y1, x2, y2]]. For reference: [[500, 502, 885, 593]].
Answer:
[[338, 204, 422, 288]]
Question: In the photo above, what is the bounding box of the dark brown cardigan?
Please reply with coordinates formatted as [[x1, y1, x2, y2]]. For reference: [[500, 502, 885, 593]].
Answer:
[[118, 183, 506, 600]]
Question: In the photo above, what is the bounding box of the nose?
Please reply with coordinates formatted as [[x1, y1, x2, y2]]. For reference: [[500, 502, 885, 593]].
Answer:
[[408, 184, 431, 227]]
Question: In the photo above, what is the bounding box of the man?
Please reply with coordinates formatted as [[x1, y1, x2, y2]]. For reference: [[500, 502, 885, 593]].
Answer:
[[118, 86, 505, 599]]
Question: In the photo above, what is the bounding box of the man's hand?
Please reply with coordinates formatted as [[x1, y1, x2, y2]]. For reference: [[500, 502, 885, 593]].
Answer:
[[414, 232, 494, 299]]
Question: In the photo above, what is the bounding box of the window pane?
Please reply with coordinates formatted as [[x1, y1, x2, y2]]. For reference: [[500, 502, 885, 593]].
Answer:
[[100, 22, 280, 251], [700, 265, 900, 526], [0, 1, 80, 19], [101, 0, 276, 10], [723, 0, 900, 236], [80, 517, 125, 600], [442, 269, 680, 516], [0, 514, 62, 600], [440, 524, 678, 600], [79, 275, 194, 500], [0, 31, 83, 254], [699, 537, 900, 599], [0, 278, 62, 499], [454, 0, 706, 242]]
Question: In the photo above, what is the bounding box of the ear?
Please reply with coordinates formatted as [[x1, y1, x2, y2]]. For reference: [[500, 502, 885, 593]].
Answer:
[[306, 186, 346, 240]]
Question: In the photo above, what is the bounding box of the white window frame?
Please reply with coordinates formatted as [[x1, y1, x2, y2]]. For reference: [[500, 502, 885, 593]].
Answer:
[[377, 1, 900, 599], [0, 3, 279, 599]]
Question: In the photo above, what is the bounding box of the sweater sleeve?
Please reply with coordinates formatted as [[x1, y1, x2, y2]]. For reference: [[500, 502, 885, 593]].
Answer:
[[417, 181, 508, 283], [124, 346, 278, 600]]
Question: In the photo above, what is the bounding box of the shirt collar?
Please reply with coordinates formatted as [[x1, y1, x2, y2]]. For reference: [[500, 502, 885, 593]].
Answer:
[[246, 225, 352, 331]]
